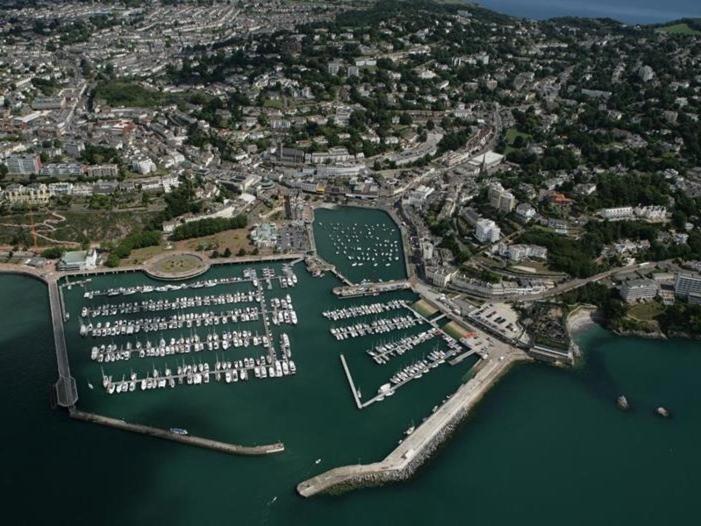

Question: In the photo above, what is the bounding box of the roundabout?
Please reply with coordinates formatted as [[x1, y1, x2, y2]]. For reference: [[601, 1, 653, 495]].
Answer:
[[143, 252, 210, 281]]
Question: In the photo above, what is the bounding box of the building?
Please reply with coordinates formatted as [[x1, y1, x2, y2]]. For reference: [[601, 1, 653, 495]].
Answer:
[[619, 279, 658, 303], [6, 154, 42, 175], [132, 158, 156, 175], [284, 192, 306, 221], [40, 163, 83, 177], [467, 151, 503, 171], [406, 185, 434, 207], [515, 203, 536, 222], [674, 272, 701, 300], [420, 238, 435, 262], [599, 206, 634, 220], [498, 243, 547, 262], [32, 96, 65, 110], [635, 205, 667, 222], [425, 265, 457, 288], [251, 223, 279, 249], [488, 182, 515, 213], [86, 164, 119, 178], [327, 61, 343, 75], [2, 183, 50, 205], [475, 219, 501, 243], [307, 147, 353, 164], [58, 250, 98, 272]]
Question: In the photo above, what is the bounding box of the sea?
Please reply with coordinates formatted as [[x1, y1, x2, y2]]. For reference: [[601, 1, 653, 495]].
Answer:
[[2, 206, 701, 525], [475, 0, 701, 24]]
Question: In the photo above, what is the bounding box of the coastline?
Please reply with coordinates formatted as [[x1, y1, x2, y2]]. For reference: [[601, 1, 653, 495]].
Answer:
[[566, 305, 602, 337]]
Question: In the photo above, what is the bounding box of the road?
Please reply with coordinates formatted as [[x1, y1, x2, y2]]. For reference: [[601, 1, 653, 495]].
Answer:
[[500, 260, 663, 302]]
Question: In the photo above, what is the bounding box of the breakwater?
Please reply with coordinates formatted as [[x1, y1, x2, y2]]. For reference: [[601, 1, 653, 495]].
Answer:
[[297, 351, 530, 497], [69, 408, 285, 456]]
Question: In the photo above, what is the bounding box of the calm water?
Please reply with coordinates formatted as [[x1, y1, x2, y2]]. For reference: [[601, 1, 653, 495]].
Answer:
[[476, 0, 700, 23], [313, 206, 407, 284], [3, 207, 701, 524]]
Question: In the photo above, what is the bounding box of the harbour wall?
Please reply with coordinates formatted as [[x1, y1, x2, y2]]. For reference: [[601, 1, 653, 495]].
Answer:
[[70, 409, 285, 456], [297, 351, 529, 497]]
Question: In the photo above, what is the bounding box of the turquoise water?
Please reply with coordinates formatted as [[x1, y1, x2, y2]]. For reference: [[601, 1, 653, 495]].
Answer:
[[2, 275, 701, 525], [314, 206, 407, 284], [477, 0, 701, 24]]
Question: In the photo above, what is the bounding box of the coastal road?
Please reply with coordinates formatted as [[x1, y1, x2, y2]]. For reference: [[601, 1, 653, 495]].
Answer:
[[500, 260, 664, 302]]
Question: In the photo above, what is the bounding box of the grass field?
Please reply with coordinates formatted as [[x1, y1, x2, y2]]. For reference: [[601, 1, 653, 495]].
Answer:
[[657, 23, 701, 35], [412, 299, 438, 317], [124, 245, 169, 265], [153, 254, 204, 274], [504, 127, 532, 154], [443, 320, 469, 340], [175, 228, 256, 255], [627, 301, 664, 322]]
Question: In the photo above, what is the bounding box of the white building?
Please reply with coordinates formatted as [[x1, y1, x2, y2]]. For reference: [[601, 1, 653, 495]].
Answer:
[[515, 203, 536, 222], [475, 218, 501, 243], [498, 243, 548, 262], [599, 206, 634, 220], [132, 158, 156, 175], [619, 279, 658, 303], [488, 182, 516, 213]]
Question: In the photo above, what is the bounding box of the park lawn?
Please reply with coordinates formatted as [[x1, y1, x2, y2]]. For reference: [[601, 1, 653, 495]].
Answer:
[[123, 245, 170, 266], [504, 127, 532, 154], [627, 301, 664, 322], [505, 127, 531, 144], [175, 228, 257, 256], [657, 23, 701, 35]]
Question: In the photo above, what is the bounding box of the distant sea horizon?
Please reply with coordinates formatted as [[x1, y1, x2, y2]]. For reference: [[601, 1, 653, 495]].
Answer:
[[473, 0, 701, 24]]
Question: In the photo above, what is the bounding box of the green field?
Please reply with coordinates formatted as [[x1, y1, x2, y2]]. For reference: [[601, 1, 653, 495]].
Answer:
[[627, 301, 664, 322], [657, 23, 701, 36], [412, 299, 438, 317], [504, 128, 532, 154]]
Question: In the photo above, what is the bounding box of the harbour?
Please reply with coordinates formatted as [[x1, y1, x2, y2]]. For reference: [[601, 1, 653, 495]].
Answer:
[[2, 205, 699, 525]]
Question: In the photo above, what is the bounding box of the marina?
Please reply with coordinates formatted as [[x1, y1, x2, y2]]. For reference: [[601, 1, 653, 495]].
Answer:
[[329, 313, 423, 341], [80, 291, 258, 318], [322, 300, 407, 321], [314, 207, 408, 284]]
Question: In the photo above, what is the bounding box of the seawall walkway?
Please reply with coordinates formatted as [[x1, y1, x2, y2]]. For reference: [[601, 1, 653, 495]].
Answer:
[[297, 351, 529, 497]]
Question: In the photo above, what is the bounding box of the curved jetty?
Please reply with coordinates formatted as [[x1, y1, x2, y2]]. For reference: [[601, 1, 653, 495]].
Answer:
[[70, 409, 284, 456], [297, 351, 529, 497]]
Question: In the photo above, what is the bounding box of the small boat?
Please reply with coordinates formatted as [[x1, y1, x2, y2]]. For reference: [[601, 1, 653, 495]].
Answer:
[[315, 458, 322, 465], [87, 382, 94, 390], [170, 428, 189, 435], [616, 395, 630, 411], [656, 406, 671, 418]]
